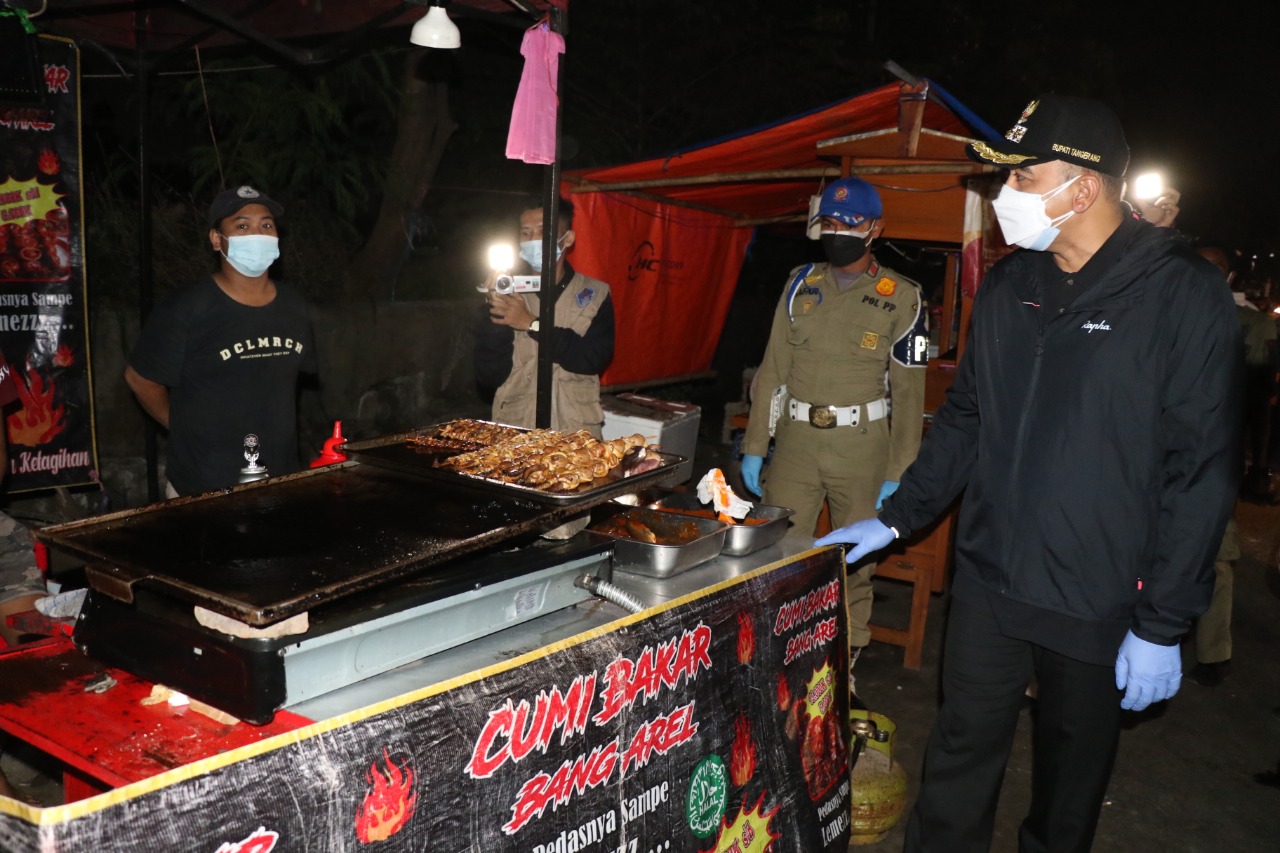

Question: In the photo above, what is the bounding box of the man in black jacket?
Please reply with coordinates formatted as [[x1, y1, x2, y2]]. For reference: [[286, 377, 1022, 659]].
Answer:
[[818, 95, 1241, 852]]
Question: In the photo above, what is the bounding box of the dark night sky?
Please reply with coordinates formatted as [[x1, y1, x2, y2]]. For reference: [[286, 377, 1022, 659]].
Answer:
[[556, 1, 1280, 256], [48, 1, 1280, 263], [872, 3, 1280, 255]]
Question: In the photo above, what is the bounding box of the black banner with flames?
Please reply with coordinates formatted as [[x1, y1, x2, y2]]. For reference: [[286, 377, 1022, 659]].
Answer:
[[0, 35, 97, 491], [0, 549, 852, 851]]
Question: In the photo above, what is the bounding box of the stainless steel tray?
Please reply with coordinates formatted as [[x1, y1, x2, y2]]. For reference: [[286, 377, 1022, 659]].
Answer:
[[647, 493, 795, 556], [342, 422, 686, 506], [590, 507, 727, 578]]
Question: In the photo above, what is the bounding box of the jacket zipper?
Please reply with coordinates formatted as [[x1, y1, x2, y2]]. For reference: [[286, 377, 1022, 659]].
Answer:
[[999, 308, 1048, 593]]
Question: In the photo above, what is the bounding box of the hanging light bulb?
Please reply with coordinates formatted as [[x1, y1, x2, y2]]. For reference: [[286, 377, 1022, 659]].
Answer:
[[410, 1, 460, 49]]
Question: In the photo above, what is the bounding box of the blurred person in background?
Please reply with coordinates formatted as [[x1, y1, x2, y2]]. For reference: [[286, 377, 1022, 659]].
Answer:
[[1231, 271, 1278, 503]]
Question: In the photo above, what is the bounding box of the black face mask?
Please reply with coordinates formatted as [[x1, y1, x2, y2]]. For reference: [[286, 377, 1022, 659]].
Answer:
[[820, 232, 869, 267]]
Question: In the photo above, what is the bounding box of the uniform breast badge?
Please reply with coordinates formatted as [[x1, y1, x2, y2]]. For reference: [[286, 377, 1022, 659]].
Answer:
[[861, 331, 880, 350], [875, 277, 897, 297]]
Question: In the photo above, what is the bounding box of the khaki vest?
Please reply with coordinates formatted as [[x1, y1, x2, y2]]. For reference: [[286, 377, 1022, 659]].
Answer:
[[492, 272, 610, 437]]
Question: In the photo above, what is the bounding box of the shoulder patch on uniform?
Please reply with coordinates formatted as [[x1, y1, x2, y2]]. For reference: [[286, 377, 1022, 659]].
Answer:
[[891, 296, 930, 368], [576, 287, 595, 307], [875, 277, 897, 297]]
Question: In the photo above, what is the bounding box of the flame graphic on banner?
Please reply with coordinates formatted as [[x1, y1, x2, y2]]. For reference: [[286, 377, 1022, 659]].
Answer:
[[37, 148, 61, 176], [736, 611, 755, 663], [775, 673, 791, 712], [699, 792, 781, 853], [7, 369, 65, 446], [53, 344, 73, 367], [354, 749, 418, 843], [729, 715, 757, 787]]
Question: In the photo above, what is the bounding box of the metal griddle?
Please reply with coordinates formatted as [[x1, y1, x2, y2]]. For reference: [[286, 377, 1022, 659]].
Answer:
[[36, 440, 684, 628]]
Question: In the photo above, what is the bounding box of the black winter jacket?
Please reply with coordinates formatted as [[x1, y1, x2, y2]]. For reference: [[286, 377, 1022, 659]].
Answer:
[[880, 219, 1241, 649]]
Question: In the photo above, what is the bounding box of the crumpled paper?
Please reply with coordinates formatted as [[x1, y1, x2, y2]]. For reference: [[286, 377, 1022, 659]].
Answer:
[[696, 468, 753, 521], [34, 587, 87, 619]]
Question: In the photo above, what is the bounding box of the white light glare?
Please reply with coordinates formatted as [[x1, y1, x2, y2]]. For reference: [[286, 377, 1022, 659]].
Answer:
[[1132, 172, 1163, 201], [488, 244, 514, 272]]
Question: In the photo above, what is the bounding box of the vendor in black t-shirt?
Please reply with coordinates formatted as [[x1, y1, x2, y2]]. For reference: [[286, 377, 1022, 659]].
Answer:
[[124, 185, 317, 497]]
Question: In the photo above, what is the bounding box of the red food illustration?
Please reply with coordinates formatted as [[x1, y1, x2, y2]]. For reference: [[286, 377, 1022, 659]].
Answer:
[[799, 710, 847, 800], [775, 673, 791, 711]]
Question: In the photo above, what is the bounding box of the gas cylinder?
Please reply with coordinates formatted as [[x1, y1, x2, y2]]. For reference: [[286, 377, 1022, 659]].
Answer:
[[848, 709, 909, 844]]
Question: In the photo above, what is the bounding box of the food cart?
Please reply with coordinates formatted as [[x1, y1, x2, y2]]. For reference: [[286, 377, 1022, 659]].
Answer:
[[0, 424, 853, 851]]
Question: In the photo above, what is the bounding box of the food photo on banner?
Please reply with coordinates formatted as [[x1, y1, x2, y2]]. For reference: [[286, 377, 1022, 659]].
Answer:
[[0, 549, 853, 851], [0, 31, 97, 492]]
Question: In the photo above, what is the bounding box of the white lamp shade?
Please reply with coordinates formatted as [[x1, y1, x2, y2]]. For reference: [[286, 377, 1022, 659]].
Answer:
[[410, 6, 461, 49]]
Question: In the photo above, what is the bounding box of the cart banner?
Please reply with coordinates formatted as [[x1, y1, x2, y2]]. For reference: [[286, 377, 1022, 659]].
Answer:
[[566, 189, 754, 387], [0, 34, 97, 491], [0, 548, 851, 851]]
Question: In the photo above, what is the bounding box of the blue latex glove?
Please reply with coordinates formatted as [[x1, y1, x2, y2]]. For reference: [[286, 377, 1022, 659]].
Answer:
[[1115, 630, 1182, 711], [815, 517, 896, 564], [740, 454, 765, 496], [876, 480, 900, 510]]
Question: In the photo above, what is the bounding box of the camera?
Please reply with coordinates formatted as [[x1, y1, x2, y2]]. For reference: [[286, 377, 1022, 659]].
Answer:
[[494, 274, 541, 295]]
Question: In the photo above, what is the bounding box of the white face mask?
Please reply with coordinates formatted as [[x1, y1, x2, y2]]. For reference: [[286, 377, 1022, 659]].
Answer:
[[990, 175, 1080, 251]]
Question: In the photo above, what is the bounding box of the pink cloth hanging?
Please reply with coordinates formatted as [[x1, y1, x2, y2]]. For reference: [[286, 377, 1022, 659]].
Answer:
[[506, 22, 564, 165]]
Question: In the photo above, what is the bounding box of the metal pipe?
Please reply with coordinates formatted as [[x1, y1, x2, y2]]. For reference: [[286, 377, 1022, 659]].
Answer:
[[535, 5, 566, 430], [135, 7, 158, 504], [575, 574, 644, 614]]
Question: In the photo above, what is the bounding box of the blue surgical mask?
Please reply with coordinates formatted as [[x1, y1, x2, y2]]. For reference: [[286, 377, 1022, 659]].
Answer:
[[518, 235, 566, 272], [222, 234, 280, 276]]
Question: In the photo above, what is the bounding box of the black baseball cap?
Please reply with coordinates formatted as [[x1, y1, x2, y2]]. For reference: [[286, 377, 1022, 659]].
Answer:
[[967, 94, 1129, 178], [208, 185, 283, 227]]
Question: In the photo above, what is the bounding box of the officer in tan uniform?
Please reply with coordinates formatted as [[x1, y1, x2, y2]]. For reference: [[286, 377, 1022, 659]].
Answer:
[[475, 197, 615, 438], [741, 177, 928, 701]]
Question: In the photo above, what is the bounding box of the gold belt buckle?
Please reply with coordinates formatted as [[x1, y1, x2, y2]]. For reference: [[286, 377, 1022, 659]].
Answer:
[[808, 405, 837, 429]]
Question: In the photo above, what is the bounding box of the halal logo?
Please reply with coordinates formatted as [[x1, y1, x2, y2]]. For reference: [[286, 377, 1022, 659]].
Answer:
[[686, 754, 728, 838]]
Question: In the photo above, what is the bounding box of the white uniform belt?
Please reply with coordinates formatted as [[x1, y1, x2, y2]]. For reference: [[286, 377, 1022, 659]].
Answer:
[[788, 398, 888, 428]]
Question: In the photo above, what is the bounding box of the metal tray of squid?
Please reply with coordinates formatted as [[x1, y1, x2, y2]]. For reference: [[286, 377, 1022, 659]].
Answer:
[[589, 506, 728, 578], [341, 422, 686, 506]]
